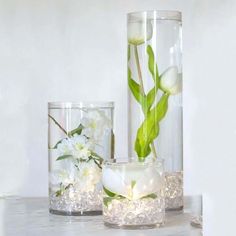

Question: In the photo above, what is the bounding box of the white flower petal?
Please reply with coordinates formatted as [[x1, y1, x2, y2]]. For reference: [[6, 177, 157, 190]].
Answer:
[[103, 163, 164, 200], [160, 66, 182, 95], [132, 167, 163, 199], [50, 169, 74, 186], [81, 109, 111, 141], [102, 168, 130, 197], [57, 134, 93, 160], [128, 20, 153, 45], [76, 161, 102, 192]]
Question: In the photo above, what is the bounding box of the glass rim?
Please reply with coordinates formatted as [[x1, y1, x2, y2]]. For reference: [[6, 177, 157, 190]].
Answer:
[[48, 101, 114, 109], [127, 10, 182, 21], [103, 158, 164, 167]]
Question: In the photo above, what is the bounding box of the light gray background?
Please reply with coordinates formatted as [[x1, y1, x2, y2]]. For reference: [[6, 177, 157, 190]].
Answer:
[[0, 0, 235, 235]]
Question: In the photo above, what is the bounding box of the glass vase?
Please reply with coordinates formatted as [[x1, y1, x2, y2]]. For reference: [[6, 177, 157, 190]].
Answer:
[[48, 102, 114, 215], [127, 11, 183, 210], [102, 159, 165, 228]]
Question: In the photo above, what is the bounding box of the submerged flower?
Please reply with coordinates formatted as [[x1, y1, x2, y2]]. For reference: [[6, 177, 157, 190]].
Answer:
[[56, 138, 73, 155], [128, 19, 153, 45], [103, 164, 163, 200], [160, 66, 182, 95], [57, 134, 93, 160], [50, 169, 75, 186], [70, 134, 92, 159], [103, 168, 129, 197], [50, 161, 101, 193], [81, 110, 111, 141], [75, 161, 102, 192], [132, 167, 162, 199]]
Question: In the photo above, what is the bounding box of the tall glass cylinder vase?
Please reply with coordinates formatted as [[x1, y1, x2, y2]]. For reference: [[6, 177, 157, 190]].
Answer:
[[48, 102, 114, 215], [127, 11, 183, 210]]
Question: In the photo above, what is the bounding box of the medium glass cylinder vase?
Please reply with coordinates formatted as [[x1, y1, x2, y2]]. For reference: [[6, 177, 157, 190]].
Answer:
[[48, 102, 114, 215], [127, 11, 183, 210]]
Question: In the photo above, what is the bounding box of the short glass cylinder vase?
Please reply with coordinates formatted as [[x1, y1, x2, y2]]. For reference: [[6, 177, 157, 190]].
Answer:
[[127, 11, 183, 210], [102, 159, 165, 229], [48, 102, 114, 215]]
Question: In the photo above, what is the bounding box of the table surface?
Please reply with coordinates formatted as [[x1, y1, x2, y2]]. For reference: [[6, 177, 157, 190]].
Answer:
[[0, 197, 202, 236]]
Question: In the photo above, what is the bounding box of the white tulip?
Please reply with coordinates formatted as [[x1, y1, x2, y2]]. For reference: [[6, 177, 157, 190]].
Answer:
[[132, 167, 163, 199], [160, 66, 182, 95], [103, 168, 130, 198], [128, 20, 153, 45], [102, 163, 163, 200]]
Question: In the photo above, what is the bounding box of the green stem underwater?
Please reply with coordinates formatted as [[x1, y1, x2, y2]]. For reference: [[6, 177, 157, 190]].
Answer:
[[150, 143, 158, 160], [133, 45, 158, 159], [48, 114, 68, 136], [134, 45, 145, 96]]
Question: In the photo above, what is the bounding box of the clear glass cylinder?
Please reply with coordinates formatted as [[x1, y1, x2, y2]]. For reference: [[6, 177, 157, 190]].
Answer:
[[102, 159, 165, 228], [127, 11, 183, 210], [48, 102, 114, 215]]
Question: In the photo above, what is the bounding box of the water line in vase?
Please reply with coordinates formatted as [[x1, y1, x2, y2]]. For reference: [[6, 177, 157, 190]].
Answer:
[[133, 45, 157, 159]]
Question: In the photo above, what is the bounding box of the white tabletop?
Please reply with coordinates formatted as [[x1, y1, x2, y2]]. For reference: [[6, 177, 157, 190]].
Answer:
[[1, 197, 202, 236]]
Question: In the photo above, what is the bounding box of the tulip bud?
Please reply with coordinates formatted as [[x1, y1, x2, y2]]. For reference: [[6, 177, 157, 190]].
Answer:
[[160, 66, 182, 95], [128, 20, 153, 45]]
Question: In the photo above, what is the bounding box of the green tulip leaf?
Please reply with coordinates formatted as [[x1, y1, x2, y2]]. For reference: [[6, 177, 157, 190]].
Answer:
[[128, 68, 149, 114], [135, 93, 169, 160], [146, 87, 156, 111], [103, 197, 113, 207], [128, 44, 170, 161], [147, 45, 155, 79], [128, 68, 145, 103], [147, 45, 159, 85], [145, 45, 160, 111], [103, 187, 116, 197]]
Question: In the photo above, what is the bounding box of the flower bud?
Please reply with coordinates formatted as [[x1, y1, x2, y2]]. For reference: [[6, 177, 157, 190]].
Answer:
[[160, 66, 182, 95], [128, 20, 153, 45]]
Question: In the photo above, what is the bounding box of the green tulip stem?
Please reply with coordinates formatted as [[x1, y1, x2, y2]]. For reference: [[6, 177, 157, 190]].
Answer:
[[150, 142, 157, 160], [134, 45, 145, 95], [133, 45, 157, 159]]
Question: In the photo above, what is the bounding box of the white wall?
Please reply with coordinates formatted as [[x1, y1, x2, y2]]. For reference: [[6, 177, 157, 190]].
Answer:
[[0, 0, 236, 235]]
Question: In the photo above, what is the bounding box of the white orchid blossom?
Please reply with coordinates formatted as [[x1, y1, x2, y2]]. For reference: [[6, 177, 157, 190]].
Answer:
[[50, 161, 101, 192], [75, 161, 101, 192], [160, 66, 182, 95], [103, 164, 163, 200], [81, 110, 111, 141], [50, 169, 76, 186], [57, 134, 93, 160], [50, 110, 108, 196], [128, 20, 153, 45], [56, 138, 73, 155], [55, 133, 103, 193]]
